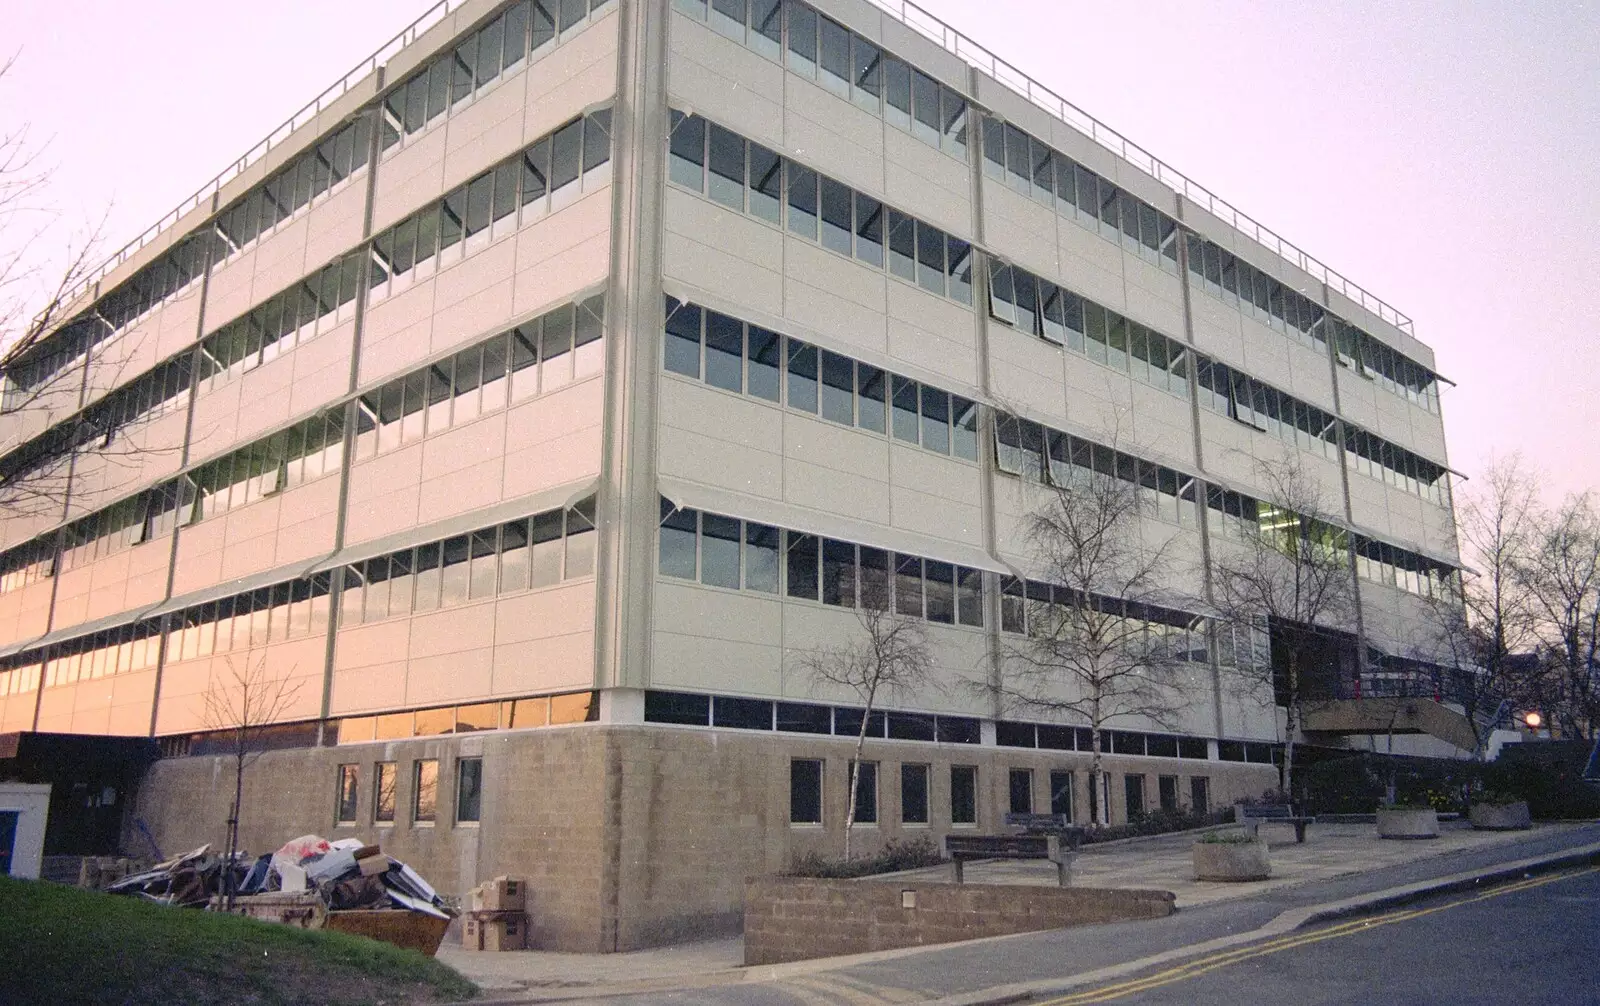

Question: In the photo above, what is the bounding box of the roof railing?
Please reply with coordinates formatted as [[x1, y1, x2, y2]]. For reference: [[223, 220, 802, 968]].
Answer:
[[56, 0, 471, 316], [865, 0, 1415, 335]]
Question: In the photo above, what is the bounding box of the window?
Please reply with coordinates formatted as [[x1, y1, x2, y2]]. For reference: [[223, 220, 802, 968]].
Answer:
[[1008, 768, 1033, 815], [413, 760, 439, 823], [375, 762, 397, 823], [1050, 770, 1074, 821], [951, 765, 977, 826], [1158, 775, 1179, 813], [849, 760, 878, 824], [667, 112, 972, 307], [1191, 776, 1210, 814], [1124, 774, 1145, 821], [336, 765, 360, 824], [456, 758, 484, 823], [790, 758, 823, 825], [901, 763, 929, 825]]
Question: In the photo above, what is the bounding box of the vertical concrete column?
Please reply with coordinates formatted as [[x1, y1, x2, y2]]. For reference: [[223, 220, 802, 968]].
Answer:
[[594, 0, 669, 697]]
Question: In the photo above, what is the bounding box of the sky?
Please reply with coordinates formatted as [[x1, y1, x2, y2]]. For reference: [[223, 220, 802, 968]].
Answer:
[[4, 0, 1597, 500]]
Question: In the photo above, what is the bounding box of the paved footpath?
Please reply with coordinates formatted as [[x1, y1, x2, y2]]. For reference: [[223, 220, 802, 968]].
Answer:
[[442, 821, 1600, 1004]]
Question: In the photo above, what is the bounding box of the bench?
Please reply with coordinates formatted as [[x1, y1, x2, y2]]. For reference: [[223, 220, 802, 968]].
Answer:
[[1234, 803, 1314, 843], [944, 834, 1077, 886]]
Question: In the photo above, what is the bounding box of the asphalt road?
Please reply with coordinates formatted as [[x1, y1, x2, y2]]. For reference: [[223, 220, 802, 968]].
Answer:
[[1035, 866, 1600, 1005]]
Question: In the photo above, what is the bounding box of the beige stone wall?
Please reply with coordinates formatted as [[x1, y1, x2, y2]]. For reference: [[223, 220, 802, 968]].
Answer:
[[127, 721, 1278, 951]]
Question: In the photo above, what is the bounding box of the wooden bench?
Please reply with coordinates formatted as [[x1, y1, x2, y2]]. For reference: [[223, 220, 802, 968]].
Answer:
[[945, 834, 1077, 886], [1234, 803, 1314, 843]]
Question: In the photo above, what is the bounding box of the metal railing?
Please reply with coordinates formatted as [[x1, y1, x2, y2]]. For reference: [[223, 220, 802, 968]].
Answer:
[[57, 0, 473, 315], [862, 0, 1415, 335]]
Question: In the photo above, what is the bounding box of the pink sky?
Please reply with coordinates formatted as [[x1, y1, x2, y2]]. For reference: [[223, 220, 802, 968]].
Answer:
[[6, 1, 1596, 501]]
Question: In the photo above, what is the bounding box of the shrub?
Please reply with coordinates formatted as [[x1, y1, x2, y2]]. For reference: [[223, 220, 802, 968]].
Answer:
[[1195, 830, 1260, 845], [1080, 807, 1232, 844], [787, 837, 943, 879]]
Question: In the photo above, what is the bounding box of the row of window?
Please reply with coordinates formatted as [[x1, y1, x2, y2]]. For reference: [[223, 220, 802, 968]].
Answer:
[[993, 412, 1202, 528], [792, 761, 1215, 828], [355, 296, 604, 460], [198, 251, 365, 396], [86, 355, 195, 448], [338, 690, 598, 744], [1343, 427, 1450, 506], [662, 299, 980, 461], [23, 620, 164, 690], [981, 119, 1180, 271], [995, 720, 1211, 759], [57, 482, 181, 574], [672, 0, 969, 159], [369, 110, 612, 306], [644, 690, 982, 742], [987, 260, 1192, 400], [1355, 537, 1457, 600], [668, 112, 974, 306], [996, 576, 1211, 665], [1195, 357, 1340, 463], [658, 502, 987, 627], [381, 0, 612, 155], [214, 117, 373, 263], [1186, 235, 1441, 414], [336, 500, 596, 628], [189, 410, 349, 523], [0, 538, 55, 595], [165, 576, 335, 668], [340, 757, 480, 827]]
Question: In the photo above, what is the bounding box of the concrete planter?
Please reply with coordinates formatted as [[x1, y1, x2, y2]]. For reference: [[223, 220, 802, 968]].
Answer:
[[1469, 801, 1531, 831], [1376, 806, 1440, 839], [1192, 839, 1271, 881]]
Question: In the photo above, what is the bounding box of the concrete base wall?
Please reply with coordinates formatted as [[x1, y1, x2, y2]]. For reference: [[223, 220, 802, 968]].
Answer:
[[744, 877, 1176, 965], [126, 723, 1276, 951]]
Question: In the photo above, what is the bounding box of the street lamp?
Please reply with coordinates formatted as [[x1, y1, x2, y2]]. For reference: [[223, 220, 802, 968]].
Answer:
[[1523, 711, 1543, 731]]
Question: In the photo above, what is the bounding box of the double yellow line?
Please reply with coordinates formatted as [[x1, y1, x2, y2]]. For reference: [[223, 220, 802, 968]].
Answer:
[[1036, 866, 1600, 1005]]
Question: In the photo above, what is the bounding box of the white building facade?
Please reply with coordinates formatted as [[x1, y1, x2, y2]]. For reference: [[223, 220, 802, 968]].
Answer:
[[0, 0, 1463, 948]]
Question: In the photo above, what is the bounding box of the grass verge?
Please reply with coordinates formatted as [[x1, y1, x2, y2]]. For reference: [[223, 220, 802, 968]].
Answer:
[[0, 875, 477, 1006]]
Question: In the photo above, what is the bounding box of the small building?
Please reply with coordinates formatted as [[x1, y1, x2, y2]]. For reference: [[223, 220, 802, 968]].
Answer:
[[0, 782, 50, 879]]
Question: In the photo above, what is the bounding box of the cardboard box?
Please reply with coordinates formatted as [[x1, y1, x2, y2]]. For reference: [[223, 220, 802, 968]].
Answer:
[[479, 877, 525, 912], [463, 912, 527, 952], [358, 854, 392, 877]]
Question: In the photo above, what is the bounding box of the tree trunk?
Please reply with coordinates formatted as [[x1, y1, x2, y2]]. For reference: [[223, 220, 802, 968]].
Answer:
[[226, 755, 244, 910], [1281, 655, 1299, 801], [1089, 727, 1105, 827], [844, 720, 869, 861]]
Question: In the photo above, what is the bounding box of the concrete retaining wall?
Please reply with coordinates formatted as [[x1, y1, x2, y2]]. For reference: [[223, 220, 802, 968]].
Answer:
[[744, 877, 1176, 965]]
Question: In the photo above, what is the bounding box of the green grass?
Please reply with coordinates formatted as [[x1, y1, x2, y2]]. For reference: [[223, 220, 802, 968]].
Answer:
[[0, 875, 478, 1006]]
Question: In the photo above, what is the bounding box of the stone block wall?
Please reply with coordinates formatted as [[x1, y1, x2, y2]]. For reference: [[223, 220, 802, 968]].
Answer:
[[744, 877, 1177, 965]]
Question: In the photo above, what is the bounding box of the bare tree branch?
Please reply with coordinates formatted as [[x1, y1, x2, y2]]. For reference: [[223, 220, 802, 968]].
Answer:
[[798, 605, 933, 859], [1210, 451, 1358, 800]]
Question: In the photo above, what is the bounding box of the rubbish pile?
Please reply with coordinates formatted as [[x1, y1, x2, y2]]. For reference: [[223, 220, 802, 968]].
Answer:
[[106, 835, 453, 921]]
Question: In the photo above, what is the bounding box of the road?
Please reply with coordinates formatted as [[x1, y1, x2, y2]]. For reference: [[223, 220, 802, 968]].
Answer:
[[1029, 866, 1600, 1005], [574, 829, 1600, 1006]]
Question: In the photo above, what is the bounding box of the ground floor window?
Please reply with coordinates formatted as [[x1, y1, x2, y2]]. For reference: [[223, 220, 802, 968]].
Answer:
[[375, 762, 397, 823], [951, 765, 977, 825], [413, 759, 439, 823], [1050, 770, 1074, 820], [1009, 768, 1033, 814], [790, 759, 823, 824], [849, 761, 878, 824], [1191, 776, 1210, 813], [1124, 774, 1146, 820], [1158, 774, 1180, 813], [456, 758, 483, 823], [901, 763, 929, 824], [336, 764, 359, 825]]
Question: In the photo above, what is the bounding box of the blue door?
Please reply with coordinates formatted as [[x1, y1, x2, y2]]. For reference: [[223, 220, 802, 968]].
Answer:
[[0, 811, 17, 877]]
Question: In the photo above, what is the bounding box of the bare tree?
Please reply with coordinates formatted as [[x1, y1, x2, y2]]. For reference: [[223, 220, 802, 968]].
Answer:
[[799, 605, 932, 859], [1211, 453, 1357, 800], [201, 655, 301, 908], [0, 55, 159, 523], [991, 453, 1193, 826], [1519, 493, 1600, 741], [1415, 455, 1543, 757]]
